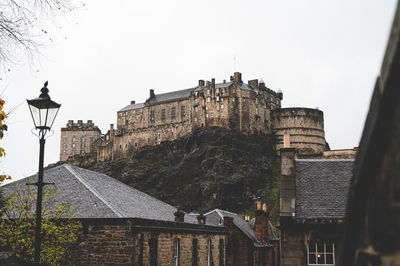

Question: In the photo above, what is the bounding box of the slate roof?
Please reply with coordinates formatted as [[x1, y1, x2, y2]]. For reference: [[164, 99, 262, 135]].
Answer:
[[295, 159, 354, 219], [205, 209, 272, 247], [119, 102, 145, 112], [148, 87, 195, 104], [1, 164, 197, 223]]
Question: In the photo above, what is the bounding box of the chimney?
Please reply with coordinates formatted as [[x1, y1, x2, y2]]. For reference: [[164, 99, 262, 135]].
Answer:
[[78, 120, 83, 128], [280, 148, 296, 217], [87, 120, 93, 128], [206, 81, 211, 86], [211, 78, 215, 89], [174, 208, 185, 222], [131, 100, 136, 105], [233, 72, 242, 83], [223, 79, 226, 83], [67, 120, 73, 128], [110, 124, 114, 131], [197, 213, 207, 224], [254, 202, 269, 243], [199, 80, 205, 86], [230, 75, 234, 81], [248, 79, 259, 89], [150, 89, 155, 99], [283, 134, 291, 148]]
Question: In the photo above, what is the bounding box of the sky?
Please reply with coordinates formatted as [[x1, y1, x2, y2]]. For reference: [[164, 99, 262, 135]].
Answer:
[[0, 0, 398, 181]]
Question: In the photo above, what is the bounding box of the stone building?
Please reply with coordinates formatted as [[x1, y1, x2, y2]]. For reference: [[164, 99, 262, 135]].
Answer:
[[279, 148, 354, 265], [60, 120, 101, 161], [338, 2, 400, 264], [205, 208, 279, 266], [1, 164, 227, 265], [60, 72, 334, 162]]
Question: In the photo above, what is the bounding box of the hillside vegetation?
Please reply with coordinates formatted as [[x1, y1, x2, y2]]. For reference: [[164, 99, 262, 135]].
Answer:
[[57, 127, 281, 221]]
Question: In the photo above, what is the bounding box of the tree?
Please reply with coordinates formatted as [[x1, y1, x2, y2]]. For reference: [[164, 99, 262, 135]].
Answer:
[[0, 0, 78, 65], [0, 183, 82, 265], [0, 97, 10, 215]]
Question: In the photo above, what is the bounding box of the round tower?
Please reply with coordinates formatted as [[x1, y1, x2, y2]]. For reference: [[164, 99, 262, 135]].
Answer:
[[271, 108, 326, 154]]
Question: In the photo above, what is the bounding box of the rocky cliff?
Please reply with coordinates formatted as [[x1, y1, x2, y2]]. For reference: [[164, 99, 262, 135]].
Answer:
[[55, 127, 280, 219]]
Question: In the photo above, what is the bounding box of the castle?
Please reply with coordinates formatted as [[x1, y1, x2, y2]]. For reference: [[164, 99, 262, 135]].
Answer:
[[60, 72, 330, 162]]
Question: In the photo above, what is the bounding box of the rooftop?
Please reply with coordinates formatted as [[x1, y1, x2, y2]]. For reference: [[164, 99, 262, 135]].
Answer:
[[2, 164, 197, 223], [295, 159, 354, 219]]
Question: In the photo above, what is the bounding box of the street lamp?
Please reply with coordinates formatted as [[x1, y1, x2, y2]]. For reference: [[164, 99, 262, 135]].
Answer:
[[27, 81, 61, 265]]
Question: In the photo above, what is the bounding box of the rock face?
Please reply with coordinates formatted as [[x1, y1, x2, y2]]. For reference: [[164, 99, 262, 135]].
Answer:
[[58, 127, 280, 215]]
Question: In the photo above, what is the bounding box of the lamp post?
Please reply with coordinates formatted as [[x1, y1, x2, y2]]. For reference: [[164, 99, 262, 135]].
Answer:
[[27, 81, 61, 265]]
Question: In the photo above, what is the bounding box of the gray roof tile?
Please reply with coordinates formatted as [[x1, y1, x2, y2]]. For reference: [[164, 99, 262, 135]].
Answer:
[[2, 164, 197, 223], [119, 102, 145, 112], [295, 159, 354, 219]]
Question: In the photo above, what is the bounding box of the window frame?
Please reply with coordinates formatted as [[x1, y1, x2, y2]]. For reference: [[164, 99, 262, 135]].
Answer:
[[172, 238, 180, 266], [307, 242, 335, 265]]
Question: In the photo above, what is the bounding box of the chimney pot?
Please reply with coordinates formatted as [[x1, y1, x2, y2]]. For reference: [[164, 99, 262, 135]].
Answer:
[[197, 213, 207, 224], [174, 208, 185, 222], [150, 89, 155, 99], [131, 100, 136, 105]]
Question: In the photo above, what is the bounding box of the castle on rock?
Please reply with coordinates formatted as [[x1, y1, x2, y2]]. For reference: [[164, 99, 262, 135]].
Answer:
[[60, 72, 328, 162]]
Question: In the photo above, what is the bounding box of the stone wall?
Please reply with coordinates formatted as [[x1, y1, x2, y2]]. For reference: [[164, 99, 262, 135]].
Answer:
[[60, 120, 101, 161], [271, 108, 326, 155], [68, 218, 227, 266]]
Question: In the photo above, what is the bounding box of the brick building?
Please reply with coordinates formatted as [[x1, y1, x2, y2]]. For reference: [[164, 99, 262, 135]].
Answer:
[[60, 120, 101, 161], [205, 208, 279, 266], [1, 164, 227, 265], [279, 148, 354, 265]]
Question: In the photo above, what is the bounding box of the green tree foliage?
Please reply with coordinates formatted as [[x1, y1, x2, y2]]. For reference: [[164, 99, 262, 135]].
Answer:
[[0, 98, 11, 183], [0, 183, 82, 265]]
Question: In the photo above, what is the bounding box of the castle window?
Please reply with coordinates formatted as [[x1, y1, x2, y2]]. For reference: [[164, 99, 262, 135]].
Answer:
[[171, 107, 176, 120], [194, 117, 198, 122], [256, 108, 259, 115], [207, 97, 210, 102], [216, 96, 220, 101], [150, 110, 155, 123], [125, 119, 128, 126], [221, 104, 224, 110], [120, 145, 122, 149], [161, 109, 166, 122], [207, 89, 210, 95], [72, 143, 76, 148], [216, 88, 219, 94], [172, 238, 180, 266], [308, 242, 334, 265], [181, 106, 186, 119], [206, 114, 209, 118], [195, 106, 198, 113], [220, 111, 223, 116]]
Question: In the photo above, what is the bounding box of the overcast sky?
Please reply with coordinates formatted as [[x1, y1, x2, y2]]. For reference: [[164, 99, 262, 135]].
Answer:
[[0, 0, 397, 181]]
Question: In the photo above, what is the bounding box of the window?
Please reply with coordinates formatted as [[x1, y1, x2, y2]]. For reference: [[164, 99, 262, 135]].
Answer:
[[195, 92, 198, 97], [207, 97, 211, 102], [161, 109, 166, 122], [243, 105, 247, 112], [256, 98, 258, 104], [206, 239, 212, 266], [206, 114, 209, 118], [82, 137, 85, 142], [63, 143, 67, 148], [206, 106, 208, 111], [211, 105, 213, 110], [81, 143, 85, 148], [80, 150, 84, 154], [192, 238, 198, 266], [150, 110, 155, 123], [72, 143, 76, 148], [63, 150, 66, 154], [256, 108, 259, 115], [216, 88, 219, 93], [216, 96, 220, 101], [211, 113, 214, 117], [194, 117, 198, 122], [207, 89, 210, 95], [171, 107, 176, 120], [243, 98, 246, 103], [92, 137, 96, 143], [181, 106, 186, 119], [63, 138, 66, 142], [219, 239, 224, 266], [72, 137, 76, 142], [308, 242, 334, 265], [221, 104, 224, 110], [149, 238, 158, 266], [172, 238, 180, 266], [72, 150, 76, 155], [220, 111, 223, 116], [195, 106, 198, 113]]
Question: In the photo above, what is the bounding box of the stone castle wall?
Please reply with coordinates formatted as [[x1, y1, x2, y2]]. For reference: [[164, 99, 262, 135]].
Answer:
[[271, 108, 326, 155]]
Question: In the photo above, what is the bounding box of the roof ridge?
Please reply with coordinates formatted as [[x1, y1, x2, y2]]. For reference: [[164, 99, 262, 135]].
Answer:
[[295, 159, 355, 162], [64, 164, 125, 218]]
